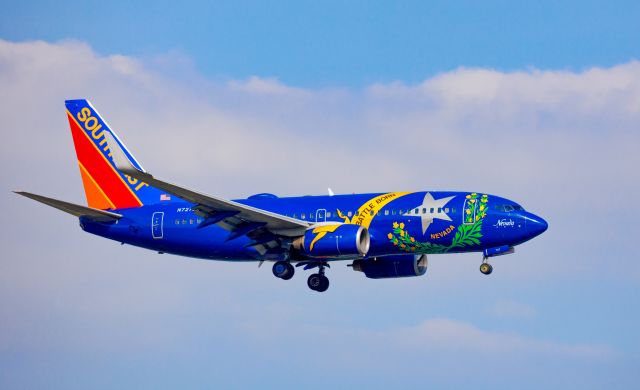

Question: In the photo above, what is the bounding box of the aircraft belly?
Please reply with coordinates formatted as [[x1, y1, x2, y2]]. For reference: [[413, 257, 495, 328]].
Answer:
[[80, 217, 258, 261]]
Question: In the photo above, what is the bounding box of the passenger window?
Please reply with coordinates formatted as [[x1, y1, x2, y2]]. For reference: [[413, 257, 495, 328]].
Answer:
[[430, 208, 434, 213], [348, 211, 353, 217], [445, 208, 449, 213], [182, 219, 187, 224], [190, 219, 194, 224], [391, 210, 396, 215], [422, 208, 426, 214], [384, 210, 389, 216], [326, 212, 332, 218], [370, 211, 374, 216], [301, 213, 306, 219]]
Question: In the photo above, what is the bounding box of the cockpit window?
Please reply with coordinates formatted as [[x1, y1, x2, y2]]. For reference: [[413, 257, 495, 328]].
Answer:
[[495, 204, 524, 212]]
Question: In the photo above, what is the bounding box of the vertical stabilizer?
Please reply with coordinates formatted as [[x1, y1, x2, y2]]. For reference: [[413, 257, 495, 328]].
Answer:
[[65, 99, 177, 209]]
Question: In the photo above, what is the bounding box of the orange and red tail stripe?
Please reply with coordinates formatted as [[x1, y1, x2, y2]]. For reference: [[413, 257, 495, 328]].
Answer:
[[67, 111, 143, 209]]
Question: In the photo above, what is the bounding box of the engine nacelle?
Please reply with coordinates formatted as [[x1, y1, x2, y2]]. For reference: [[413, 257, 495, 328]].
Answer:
[[292, 224, 370, 259], [351, 254, 428, 279]]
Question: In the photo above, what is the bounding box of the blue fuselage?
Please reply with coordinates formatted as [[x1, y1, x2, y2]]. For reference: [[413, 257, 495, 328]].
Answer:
[[80, 191, 548, 263]]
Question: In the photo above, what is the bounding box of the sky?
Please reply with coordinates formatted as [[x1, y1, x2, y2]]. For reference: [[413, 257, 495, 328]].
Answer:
[[1, 1, 639, 389]]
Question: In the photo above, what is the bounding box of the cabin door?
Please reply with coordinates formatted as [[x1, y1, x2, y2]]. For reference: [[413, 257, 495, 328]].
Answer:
[[316, 209, 327, 222], [152, 212, 164, 239]]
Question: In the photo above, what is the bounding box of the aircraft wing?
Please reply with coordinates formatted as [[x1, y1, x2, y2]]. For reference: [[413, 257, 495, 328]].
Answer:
[[104, 133, 310, 238], [15, 191, 122, 222]]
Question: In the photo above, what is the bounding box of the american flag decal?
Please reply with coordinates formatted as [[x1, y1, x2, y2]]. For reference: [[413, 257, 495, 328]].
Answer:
[[160, 194, 171, 201]]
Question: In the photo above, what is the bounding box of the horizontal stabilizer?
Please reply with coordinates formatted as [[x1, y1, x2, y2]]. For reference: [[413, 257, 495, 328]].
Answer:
[[15, 191, 122, 222]]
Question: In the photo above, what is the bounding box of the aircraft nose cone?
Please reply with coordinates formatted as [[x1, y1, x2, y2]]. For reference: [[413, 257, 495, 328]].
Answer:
[[526, 214, 548, 238]]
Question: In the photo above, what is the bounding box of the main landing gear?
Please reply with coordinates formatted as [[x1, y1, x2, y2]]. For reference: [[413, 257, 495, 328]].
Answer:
[[307, 271, 329, 293], [301, 261, 330, 292], [480, 258, 493, 275], [272, 261, 294, 280], [272, 260, 331, 292]]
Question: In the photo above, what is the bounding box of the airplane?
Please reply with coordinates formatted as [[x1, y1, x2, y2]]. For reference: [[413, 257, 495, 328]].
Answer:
[[15, 99, 548, 292]]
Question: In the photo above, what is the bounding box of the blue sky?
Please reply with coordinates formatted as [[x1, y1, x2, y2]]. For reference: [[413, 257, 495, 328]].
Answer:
[[1, 1, 639, 389], [2, 0, 638, 86]]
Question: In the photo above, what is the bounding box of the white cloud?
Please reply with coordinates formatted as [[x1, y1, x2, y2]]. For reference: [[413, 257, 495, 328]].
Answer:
[[386, 317, 614, 359], [228, 76, 312, 97], [231, 314, 618, 386], [369, 63, 640, 115]]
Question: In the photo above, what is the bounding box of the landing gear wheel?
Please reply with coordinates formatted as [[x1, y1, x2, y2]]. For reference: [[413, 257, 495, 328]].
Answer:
[[272, 261, 294, 280], [480, 262, 493, 275], [307, 273, 330, 292], [317, 275, 329, 292], [281, 263, 294, 280], [307, 274, 321, 290]]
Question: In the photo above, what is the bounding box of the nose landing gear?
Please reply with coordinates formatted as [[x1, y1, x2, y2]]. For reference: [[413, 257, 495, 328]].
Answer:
[[479, 261, 493, 275], [479, 246, 515, 275]]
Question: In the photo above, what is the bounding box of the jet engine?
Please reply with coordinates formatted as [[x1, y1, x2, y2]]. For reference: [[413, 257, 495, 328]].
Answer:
[[292, 224, 370, 259], [351, 254, 428, 279]]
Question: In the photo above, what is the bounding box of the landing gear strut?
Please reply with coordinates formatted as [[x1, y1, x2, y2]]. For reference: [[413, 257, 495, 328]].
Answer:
[[480, 259, 493, 275], [272, 261, 294, 280]]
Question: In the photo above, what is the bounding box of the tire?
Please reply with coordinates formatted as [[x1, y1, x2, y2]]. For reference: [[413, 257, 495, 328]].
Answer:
[[281, 263, 295, 280], [316, 275, 330, 292], [272, 261, 293, 279], [480, 263, 493, 275], [307, 274, 322, 291]]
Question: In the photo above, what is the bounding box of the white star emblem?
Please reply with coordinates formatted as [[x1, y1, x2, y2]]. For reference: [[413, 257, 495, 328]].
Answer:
[[403, 192, 456, 234]]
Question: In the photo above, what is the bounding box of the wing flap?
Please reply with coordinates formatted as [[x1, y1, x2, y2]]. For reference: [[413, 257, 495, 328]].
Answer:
[[15, 191, 122, 222]]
